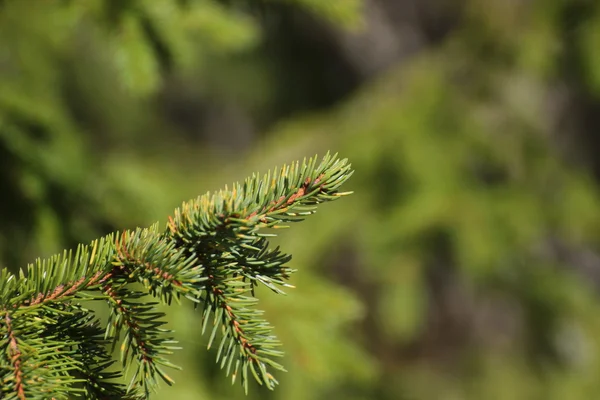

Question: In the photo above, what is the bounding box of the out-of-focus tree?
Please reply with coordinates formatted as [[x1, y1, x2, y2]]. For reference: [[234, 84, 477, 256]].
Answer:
[[245, 1, 600, 399]]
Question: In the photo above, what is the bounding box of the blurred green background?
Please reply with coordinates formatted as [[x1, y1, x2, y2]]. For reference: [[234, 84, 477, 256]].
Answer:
[[3, 0, 600, 399]]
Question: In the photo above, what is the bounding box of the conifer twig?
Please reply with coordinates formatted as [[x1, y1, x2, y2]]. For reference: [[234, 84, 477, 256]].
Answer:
[[0, 153, 353, 399]]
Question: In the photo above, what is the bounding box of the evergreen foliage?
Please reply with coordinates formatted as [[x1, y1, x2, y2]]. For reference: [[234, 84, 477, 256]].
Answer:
[[0, 154, 353, 399], [3, 0, 600, 399]]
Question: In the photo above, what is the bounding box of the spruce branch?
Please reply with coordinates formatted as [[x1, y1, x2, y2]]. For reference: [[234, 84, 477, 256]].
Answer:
[[0, 153, 353, 399]]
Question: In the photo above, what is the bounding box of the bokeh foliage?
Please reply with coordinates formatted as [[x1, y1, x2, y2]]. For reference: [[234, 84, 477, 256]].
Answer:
[[2, 0, 600, 399]]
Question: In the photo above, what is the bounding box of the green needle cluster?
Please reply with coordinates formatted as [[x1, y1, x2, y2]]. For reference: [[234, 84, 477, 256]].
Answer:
[[0, 153, 353, 399]]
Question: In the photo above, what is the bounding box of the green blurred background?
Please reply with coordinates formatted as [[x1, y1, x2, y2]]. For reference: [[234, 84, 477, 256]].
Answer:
[[3, 0, 600, 399]]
